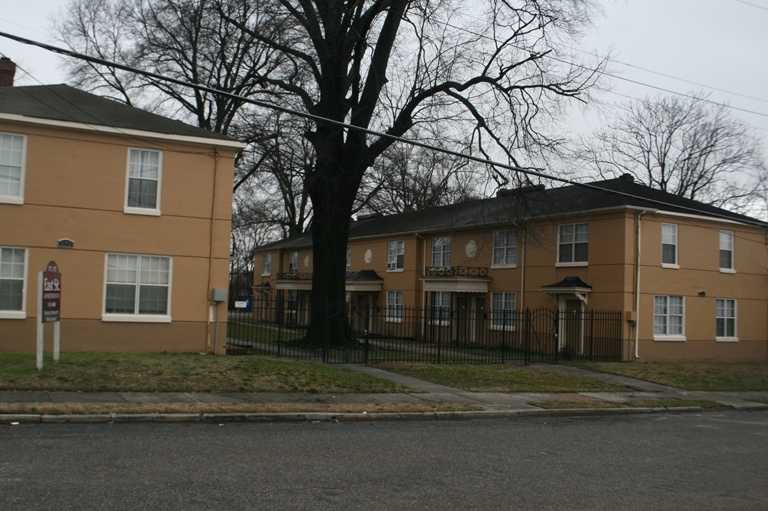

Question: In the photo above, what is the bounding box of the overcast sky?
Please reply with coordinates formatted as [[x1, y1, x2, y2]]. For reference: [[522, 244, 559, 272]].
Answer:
[[1, 0, 766, 152]]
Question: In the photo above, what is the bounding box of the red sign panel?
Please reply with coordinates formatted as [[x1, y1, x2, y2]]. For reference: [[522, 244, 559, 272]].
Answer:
[[42, 261, 61, 323]]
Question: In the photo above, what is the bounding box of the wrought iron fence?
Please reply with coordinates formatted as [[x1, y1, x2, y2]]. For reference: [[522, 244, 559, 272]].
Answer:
[[226, 298, 623, 364]]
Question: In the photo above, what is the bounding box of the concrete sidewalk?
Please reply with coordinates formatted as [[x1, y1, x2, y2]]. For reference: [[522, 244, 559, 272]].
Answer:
[[1, 364, 767, 423]]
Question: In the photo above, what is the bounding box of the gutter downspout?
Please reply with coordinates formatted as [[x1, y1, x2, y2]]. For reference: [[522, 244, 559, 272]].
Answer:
[[207, 148, 221, 354], [520, 228, 526, 310], [415, 232, 426, 338], [634, 210, 647, 360]]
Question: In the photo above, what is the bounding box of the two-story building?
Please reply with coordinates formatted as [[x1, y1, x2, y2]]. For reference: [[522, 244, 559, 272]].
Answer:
[[0, 59, 245, 353], [252, 176, 768, 362]]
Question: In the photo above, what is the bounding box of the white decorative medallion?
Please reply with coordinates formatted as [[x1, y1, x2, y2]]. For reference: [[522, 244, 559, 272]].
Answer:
[[465, 240, 477, 257], [364, 249, 373, 263], [304, 255, 310, 267]]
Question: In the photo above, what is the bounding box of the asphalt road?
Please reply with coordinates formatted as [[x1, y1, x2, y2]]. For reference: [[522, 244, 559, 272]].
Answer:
[[2, 411, 767, 510]]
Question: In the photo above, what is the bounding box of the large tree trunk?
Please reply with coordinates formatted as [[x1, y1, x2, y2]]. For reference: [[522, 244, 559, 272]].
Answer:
[[294, 150, 362, 348]]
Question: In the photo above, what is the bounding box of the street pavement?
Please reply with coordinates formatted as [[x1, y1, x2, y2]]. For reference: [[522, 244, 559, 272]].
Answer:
[[1, 363, 766, 423]]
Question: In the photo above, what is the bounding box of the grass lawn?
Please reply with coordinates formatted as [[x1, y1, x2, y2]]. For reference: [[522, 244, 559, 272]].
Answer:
[[375, 363, 627, 393], [566, 361, 768, 391], [0, 352, 413, 394]]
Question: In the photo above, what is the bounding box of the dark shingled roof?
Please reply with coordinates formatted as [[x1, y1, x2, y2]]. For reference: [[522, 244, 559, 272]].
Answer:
[[256, 177, 768, 252], [0, 84, 234, 142], [345, 270, 383, 282], [540, 276, 592, 290]]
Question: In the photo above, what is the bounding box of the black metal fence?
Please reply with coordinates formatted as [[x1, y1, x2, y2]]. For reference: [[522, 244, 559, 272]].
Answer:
[[226, 298, 623, 364]]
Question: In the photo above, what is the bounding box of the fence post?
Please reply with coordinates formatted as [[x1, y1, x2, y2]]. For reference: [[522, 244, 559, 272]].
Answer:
[[524, 309, 530, 365], [364, 303, 370, 365], [501, 309, 508, 364], [436, 307, 442, 365], [277, 296, 283, 358], [589, 310, 595, 361], [554, 310, 560, 364]]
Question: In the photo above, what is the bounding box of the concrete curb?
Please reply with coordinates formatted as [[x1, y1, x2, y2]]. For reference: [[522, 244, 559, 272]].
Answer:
[[7, 405, 763, 425]]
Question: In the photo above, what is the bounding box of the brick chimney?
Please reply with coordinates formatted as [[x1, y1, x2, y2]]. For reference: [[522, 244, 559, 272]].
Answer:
[[0, 58, 17, 87], [619, 173, 634, 183]]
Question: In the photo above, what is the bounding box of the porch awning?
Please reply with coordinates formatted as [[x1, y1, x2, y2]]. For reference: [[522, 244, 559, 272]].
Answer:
[[346, 270, 384, 292], [252, 281, 271, 296], [538, 276, 592, 305]]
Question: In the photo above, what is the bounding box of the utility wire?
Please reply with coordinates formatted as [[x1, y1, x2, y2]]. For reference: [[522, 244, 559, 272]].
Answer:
[[1, 30, 766, 228]]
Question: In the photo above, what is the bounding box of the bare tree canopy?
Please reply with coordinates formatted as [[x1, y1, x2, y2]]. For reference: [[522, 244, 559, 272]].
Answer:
[[56, 0, 606, 346], [575, 93, 766, 212]]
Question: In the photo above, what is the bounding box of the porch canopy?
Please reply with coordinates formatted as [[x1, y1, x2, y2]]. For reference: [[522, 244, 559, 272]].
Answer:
[[420, 266, 491, 293], [345, 270, 384, 292], [538, 276, 592, 305]]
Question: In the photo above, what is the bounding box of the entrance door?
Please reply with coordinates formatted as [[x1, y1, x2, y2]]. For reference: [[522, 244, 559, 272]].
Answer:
[[561, 299, 584, 355], [455, 295, 485, 344]]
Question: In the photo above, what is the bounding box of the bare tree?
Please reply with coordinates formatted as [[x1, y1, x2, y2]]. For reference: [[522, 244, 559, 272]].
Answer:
[[57, 0, 606, 346], [576, 93, 766, 212]]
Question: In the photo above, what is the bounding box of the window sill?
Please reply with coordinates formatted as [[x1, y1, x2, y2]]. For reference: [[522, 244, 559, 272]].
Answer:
[[386, 268, 404, 273], [490, 325, 516, 331], [719, 268, 736, 274], [653, 335, 686, 342], [124, 207, 161, 217], [661, 263, 679, 269], [0, 196, 23, 205], [716, 336, 739, 343], [385, 318, 402, 323], [491, 264, 517, 269], [102, 314, 171, 323], [555, 261, 588, 268], [0, 311, 26, 319], [261, 272, 271, 277]]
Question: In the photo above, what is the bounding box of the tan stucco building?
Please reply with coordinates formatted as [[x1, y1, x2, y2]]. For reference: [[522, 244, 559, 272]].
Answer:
[[0, 68, 245, 353], [253, 178, 768, 362]]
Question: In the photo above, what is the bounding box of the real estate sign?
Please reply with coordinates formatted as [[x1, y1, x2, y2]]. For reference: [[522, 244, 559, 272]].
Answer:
[[42, 261, 61, 323]]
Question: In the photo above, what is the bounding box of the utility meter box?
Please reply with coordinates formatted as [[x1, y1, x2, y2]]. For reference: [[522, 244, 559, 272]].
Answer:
[[211, 288, 227, 303]]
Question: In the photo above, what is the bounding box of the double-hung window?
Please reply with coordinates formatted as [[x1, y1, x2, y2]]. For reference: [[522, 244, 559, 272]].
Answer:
[[662, 223, 678, 267], [0, 247, 27, 318], [387, 241, 404, 270], [125, 148, 162, 215], [104, 254, 171, 321], [716, 299, 737, 340], [288, 252, 298, 274], [346, 247, 351, 272], [386, 291, 403, 323], [262, 254, 271, 276], [432, 237, 451, 267], [558, 223, 588, 264], [0, 133, 26, 204], [431, 291, 451, 324], [653, 295, 684, 340], [490, 292, 516, 329], [492, 230, 517, 267], [719, 231, 734, 272]]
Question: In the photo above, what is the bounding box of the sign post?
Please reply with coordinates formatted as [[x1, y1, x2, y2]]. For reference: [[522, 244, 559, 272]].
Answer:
[[36, 261, 62, 370]]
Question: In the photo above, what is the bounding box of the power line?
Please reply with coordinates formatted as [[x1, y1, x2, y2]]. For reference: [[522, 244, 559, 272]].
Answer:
[[732, 0, 768, 12], [1, 30, 765, 228]]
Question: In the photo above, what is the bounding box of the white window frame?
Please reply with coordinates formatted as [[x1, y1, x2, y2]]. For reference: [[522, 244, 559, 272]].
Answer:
[[490, 292, 516, 330], [719, 230, 735, 273], [102, 253, 172, 323], [0, 246, 28, 319], [431, 291, 451, 325], [387, 241, 405, 271], [124, 148, 162, 216], [288, 252, 298, 274], [492, 230, 517, 268], [0, 132, 26, 205], [262, 254, 271, 276], [385, 290, 403, 323], [557, 223, 588, 266], [715, 298, 737, 342], [432, 237, 452, 268], [653, 295, 685, 341], [346, 247, 351, 272], [662, 223, 679, 268]]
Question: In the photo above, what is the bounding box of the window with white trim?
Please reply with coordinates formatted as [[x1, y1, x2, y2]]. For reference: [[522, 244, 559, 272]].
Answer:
[[492, 230, 517, 267], [386, 290, 402, 322], [0, 133, 26, 204], [719, 231, 734, 271], [104, 254, 171, 319], [0, 247, 26, 316], [262, 254, 271, 275], [431, 291, 451, 324], [490, 292, 516, 329], [387, 241, 404, 270], [288, 252, 298, 274], [125, 148, 162, 214], [558, 223, 588, 264], [432, 237, 451, 267], [716, 299, 736, 340], [346, 247, 351, 272], [653, 295, 684, 339], [662, 223, 678, 267]]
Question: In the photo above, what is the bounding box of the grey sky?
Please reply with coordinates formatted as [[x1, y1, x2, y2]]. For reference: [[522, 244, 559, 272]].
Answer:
[[1, 0, 766, 150]]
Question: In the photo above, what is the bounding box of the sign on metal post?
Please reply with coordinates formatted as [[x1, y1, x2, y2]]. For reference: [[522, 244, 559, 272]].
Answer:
[[36, 261, 62, 370]]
